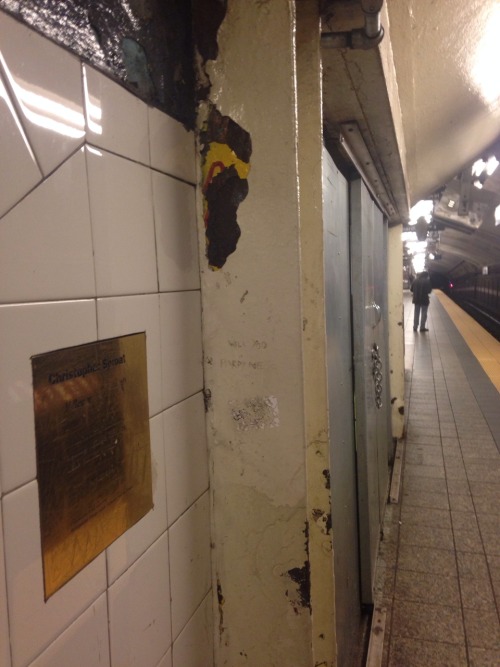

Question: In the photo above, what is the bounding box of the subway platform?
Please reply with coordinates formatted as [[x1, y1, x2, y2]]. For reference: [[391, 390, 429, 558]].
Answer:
[[374, 290, 500, 667]]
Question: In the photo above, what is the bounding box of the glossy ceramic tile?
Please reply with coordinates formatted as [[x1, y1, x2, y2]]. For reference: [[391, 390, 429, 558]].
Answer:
[[97, 294, 162, 417], [2, 481, 106, 667], [148, 107, 197, 183], [109, 532, 172, 667], [163, 393, 209, 526], [157, 649, 173, 667], [0, 148, 95, 304], [0, 300, 97, 493], [29, 594, 110, 667], [83, 65, 149, 165], [0, 70, 41, 218], [172, 594, 213, 667], [0, 508, 11, 667], [86, 148, 158, 297], [0, 12, 85, 176], [169, 492, 211, 640], [152, 172, 200, 292], [106, 414, 168, 584], [159, 291, 203, 410]]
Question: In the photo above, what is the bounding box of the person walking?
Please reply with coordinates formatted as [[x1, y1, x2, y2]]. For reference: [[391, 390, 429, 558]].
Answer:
[[411, 270, 432, 331]]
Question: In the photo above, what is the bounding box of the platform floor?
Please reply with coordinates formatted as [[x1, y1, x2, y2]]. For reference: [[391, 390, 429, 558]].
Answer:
[[376, 290, 500, 667]]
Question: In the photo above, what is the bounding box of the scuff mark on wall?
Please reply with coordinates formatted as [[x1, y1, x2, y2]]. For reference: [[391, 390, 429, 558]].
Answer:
[[200, 104, 252, 269], [203, 387, 212, 412], [229, 395, 279, 431], [217, 577, 225, 637]]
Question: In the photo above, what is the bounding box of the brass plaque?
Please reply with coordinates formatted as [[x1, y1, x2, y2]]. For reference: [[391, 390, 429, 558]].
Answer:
[[32, 333, 152, 599]]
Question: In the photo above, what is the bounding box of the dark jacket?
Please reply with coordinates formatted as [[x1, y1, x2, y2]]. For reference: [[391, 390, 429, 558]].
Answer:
[[411, 272, 432, 305]]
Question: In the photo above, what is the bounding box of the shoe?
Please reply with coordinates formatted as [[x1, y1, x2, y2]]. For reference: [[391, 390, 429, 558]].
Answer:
[[420, 328, 429, 332]]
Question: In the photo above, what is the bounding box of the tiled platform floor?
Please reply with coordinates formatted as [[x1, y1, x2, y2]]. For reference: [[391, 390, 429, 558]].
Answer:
[[376, 290, 500, 667]]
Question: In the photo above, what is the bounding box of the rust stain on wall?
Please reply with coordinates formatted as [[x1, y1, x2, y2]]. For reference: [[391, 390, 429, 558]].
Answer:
[[200, 104, 252, 269]]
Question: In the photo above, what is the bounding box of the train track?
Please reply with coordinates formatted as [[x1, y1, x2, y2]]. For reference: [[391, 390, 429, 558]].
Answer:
[[452, 298, 500, 342]]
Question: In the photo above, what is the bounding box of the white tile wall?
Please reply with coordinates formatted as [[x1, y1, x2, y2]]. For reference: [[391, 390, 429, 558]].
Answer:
[[96, 294, 162, 417], [3, 481, 107, 667], [0, 10, 210, 667], [0, 508, 10, 667], [172, 594, 214, 667], [0, 300, 98, 493], [156, 649, 173, 667], [0, 148, 96, 304], [152, 171, 200, 292], [169, 492, 211, 641], [106, 413, 168, 584], [0, 11, 85, 177], [83, 65, 150, 165], [28, 594, 110, 667], [86, 148, 158, 297], [0, 70, 41, 218], [159, 291, 204, 409], [164, 393, 209, 526], [108, 532, 172, 667], [148, 107, 197, 184]]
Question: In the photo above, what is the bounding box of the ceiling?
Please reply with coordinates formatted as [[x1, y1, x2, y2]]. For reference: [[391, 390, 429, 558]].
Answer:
[[320, 0, 500, 278]]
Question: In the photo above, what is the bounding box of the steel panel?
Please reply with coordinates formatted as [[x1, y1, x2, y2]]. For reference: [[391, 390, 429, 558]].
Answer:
[[323, 149, 362, 664], [350, 179, 390, 604]]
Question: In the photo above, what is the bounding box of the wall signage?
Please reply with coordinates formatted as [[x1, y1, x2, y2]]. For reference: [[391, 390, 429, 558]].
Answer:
[[31, 333, 152, 599]]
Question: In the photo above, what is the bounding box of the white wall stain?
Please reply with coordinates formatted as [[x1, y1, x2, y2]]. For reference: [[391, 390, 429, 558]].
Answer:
[[229, 395, 279, 431]]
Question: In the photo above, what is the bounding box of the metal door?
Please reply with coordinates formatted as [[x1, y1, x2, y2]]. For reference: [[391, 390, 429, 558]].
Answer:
[[323, 149, 362, 665], [350, 179, 390, 604]]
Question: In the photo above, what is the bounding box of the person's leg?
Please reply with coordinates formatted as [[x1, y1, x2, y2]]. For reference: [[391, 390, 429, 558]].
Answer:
[[420, 304, 429, 330], [413, 304, 421, 331]]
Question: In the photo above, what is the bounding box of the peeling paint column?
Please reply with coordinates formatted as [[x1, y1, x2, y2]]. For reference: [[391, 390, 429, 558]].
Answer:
[[379, 4, 409, 443], [194, 1, 325, 665], [296, 1, 337, 666], [388, 225, 405, 439]]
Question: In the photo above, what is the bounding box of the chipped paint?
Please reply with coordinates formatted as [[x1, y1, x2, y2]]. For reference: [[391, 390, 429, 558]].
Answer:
[[1, 0, 197, 124], [311, 509, 332, 536], [200, 105, 251, 269], [286, 561, 311, 612]]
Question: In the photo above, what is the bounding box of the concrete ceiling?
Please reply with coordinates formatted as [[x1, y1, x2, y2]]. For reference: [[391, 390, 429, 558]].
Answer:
[[320, 0, 500, 277]]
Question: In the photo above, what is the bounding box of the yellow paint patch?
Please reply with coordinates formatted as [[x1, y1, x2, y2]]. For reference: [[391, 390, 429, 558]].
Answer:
[[202, 141, 251, 183]]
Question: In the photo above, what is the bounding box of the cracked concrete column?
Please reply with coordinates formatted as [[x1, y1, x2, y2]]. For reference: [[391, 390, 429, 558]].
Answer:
[[195, 1, 336, 665]]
